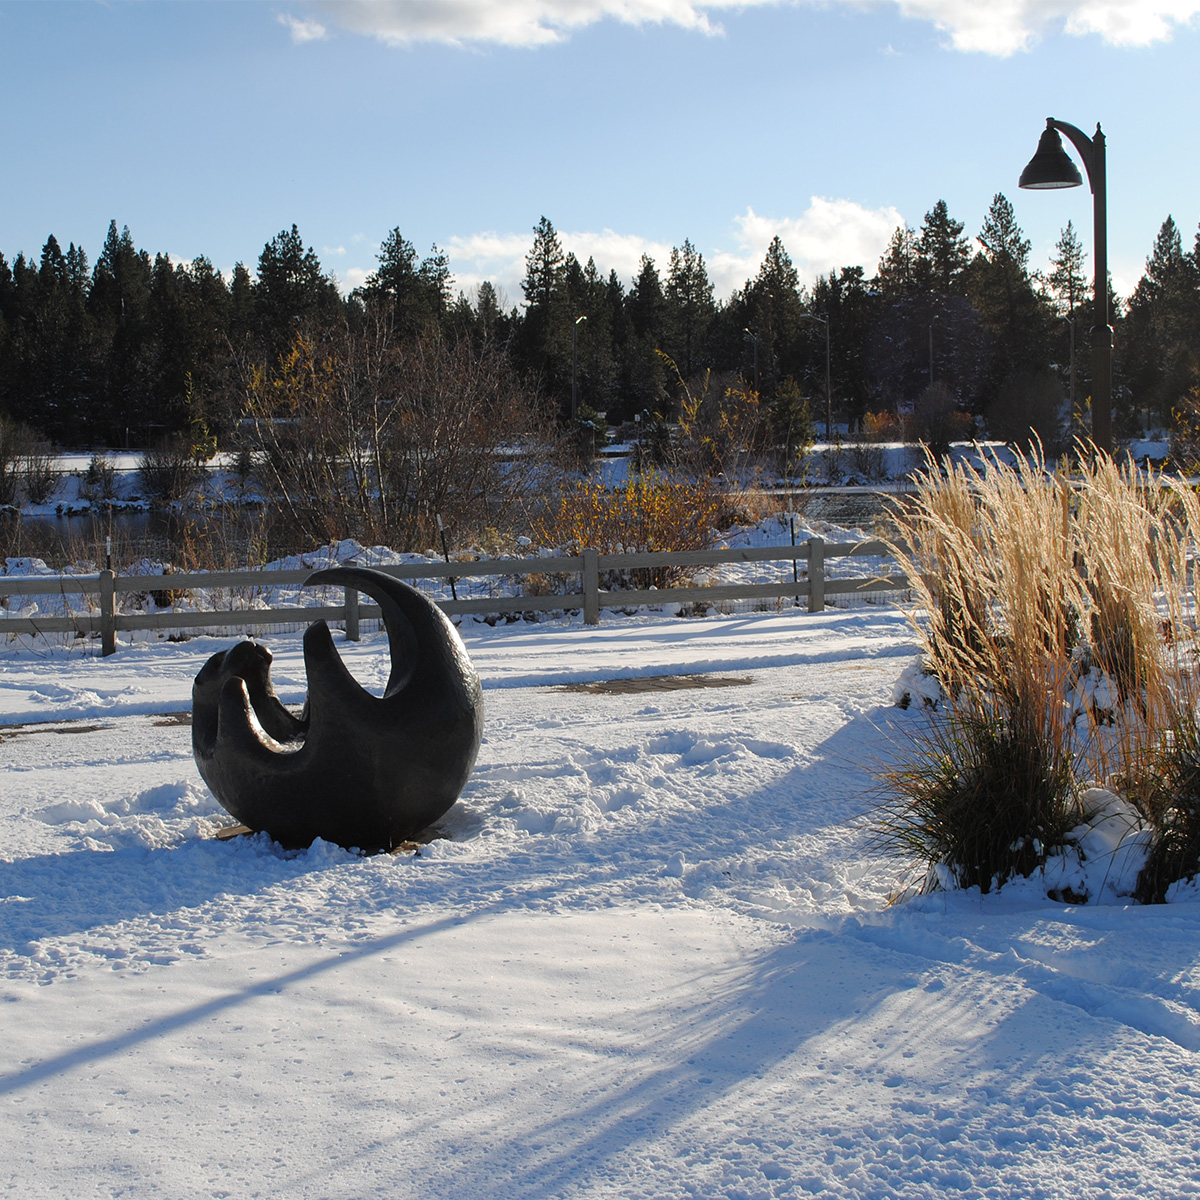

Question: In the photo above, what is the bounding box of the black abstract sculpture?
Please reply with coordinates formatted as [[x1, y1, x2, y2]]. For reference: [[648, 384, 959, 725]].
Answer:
[[192, 566, 483, 851]]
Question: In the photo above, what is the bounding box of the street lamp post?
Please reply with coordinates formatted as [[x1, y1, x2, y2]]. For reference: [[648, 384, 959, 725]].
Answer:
[[742, 327, 760, 394], [800, 313, 832, 441], [1019, 117, 1111, 455], [1062, 315, 1077, 438], [571, 314, 587, 421]]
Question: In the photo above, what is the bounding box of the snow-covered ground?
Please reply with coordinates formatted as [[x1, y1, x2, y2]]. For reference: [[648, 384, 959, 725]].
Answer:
[[4, 604, 1200, 1199]]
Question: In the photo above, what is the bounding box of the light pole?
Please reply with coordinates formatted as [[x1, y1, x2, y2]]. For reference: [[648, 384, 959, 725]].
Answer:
[[1062, 315, 1077, 439], [800, 313, 832, 440], [1019, 117, 1111, 455], [742, 327, 760, 394], [571, 314, 587, 421]]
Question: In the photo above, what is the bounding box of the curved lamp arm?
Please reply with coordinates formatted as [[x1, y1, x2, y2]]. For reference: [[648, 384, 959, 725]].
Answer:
[[1047, 119, 1100, 192]]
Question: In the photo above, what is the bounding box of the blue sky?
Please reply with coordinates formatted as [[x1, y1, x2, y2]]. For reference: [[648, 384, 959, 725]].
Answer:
[[2, 1, 1198, 306]]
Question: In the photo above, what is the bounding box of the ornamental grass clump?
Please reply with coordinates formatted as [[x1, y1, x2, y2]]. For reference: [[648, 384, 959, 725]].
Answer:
[[1126, 697, 1200, 903], [878, 697, 1079, 893], [882, 446, 1086, 893], [1107, 472, 1200, 900], [883, 445, 1200, 900], [1072, 454, 1174, 712]]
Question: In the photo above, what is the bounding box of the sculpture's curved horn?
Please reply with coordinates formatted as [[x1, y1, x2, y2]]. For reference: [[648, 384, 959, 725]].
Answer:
[[192, 567, 483, 851], [192, 639, 306, 753]]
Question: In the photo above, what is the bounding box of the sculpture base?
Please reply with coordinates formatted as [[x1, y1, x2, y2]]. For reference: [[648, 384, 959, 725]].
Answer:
[[213, 822, 449, 856]]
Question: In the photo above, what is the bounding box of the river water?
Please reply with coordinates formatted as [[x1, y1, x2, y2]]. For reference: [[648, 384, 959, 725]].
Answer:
[[3, 486, 904, 570], [1, 508, 275, 569]]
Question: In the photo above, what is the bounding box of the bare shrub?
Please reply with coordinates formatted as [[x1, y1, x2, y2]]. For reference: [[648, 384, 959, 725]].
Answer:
[[0, 417, 55, 507], [909, 382, 971, 460], [138, 437, 202, 502], [666, 365, 767, 482], [848, 410, 901, 482], [240, 316, 559, 552], [988, 371, 1067, 456], [81, 454, 119, 502], [19, 439, 57, 505]]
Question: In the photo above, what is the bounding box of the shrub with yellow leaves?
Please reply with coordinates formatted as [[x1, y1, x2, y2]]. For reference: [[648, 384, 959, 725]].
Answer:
[[532, 473, 723, 588]]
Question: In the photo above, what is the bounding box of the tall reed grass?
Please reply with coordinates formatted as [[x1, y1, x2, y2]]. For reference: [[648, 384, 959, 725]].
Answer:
[[881, 445, 1200, 901]]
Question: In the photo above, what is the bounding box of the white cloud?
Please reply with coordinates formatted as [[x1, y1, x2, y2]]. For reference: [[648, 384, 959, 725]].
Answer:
[[888, 0, 1200, 55], [444, 200, 902, 303], [1064, 0, 1200, 44], [444, 231, 532, 299], [307, 0, 1199, 53], [447, 227, 673, 300], [707, 198, 904, 295], [276, 12, 329, 43], [339, 267, 372, 293], [313, 0, 767, 48], [563, 228, 675, 280]]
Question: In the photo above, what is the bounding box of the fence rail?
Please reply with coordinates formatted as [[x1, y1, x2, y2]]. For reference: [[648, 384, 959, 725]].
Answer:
[[0, 537, 910, 655]]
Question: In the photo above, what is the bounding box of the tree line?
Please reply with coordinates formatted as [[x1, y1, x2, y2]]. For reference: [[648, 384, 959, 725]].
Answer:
[[1, 200, 1199, 458]]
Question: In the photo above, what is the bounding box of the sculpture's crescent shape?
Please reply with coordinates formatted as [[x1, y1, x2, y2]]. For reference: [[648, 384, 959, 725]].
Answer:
[[192, 566, 483, 851]]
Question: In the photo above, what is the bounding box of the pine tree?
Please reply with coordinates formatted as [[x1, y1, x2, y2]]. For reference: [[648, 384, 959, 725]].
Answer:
[[874, 224, 922, 300], [65, 243, 89, 293], [568, 256, 617, 414], [1146, 216, 1185, 296], [1048, 221, 1088, 315], [664, 239, 715, 380], [175, 255, 235, 441], [91, 221, 152, 329], [624, 255, 668, 412], [362, 229, 451, 336], [977, 193, 1031, 272], [516, 217, 572, 414], [39, 234, 66, 283], [228, 262, 255, 340], [743, 236, 805, 398], [918, 200, 970, 295], [1127, 216, 1198, 425], [254, 224, 341, 359], [970, 194, 1054, 432], [22, 236, 81, 436], [521, 216, 565, 310], [627, 255, 666, 341], [90, 221, 155, 442], [471, 281, 506, 346], [604, 269, 631, 409], [809, 266, 878, 430]]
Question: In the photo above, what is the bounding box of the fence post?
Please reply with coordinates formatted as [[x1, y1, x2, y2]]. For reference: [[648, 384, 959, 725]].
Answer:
[[344, 586, 360, 642], [807, 537, 825, 613], [100, 569, 116, 656], [581, 548, 600, 625]]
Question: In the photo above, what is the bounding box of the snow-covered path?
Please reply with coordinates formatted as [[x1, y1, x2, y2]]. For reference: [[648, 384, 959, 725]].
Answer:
[[3, 609, 1200, 1198]]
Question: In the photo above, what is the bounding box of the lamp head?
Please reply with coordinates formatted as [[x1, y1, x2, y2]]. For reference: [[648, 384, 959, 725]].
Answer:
[[1019, 121, 1083, 190]]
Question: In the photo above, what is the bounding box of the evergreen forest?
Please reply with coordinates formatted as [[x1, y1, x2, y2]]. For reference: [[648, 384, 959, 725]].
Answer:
[[2, 199, 1199, 463]]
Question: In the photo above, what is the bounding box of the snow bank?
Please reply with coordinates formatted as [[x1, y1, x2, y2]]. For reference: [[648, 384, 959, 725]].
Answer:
[[3, 608, 1200, 1198]]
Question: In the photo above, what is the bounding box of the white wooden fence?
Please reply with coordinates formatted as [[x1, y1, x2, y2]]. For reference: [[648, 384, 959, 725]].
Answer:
[[0, 537, 909, 656]]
